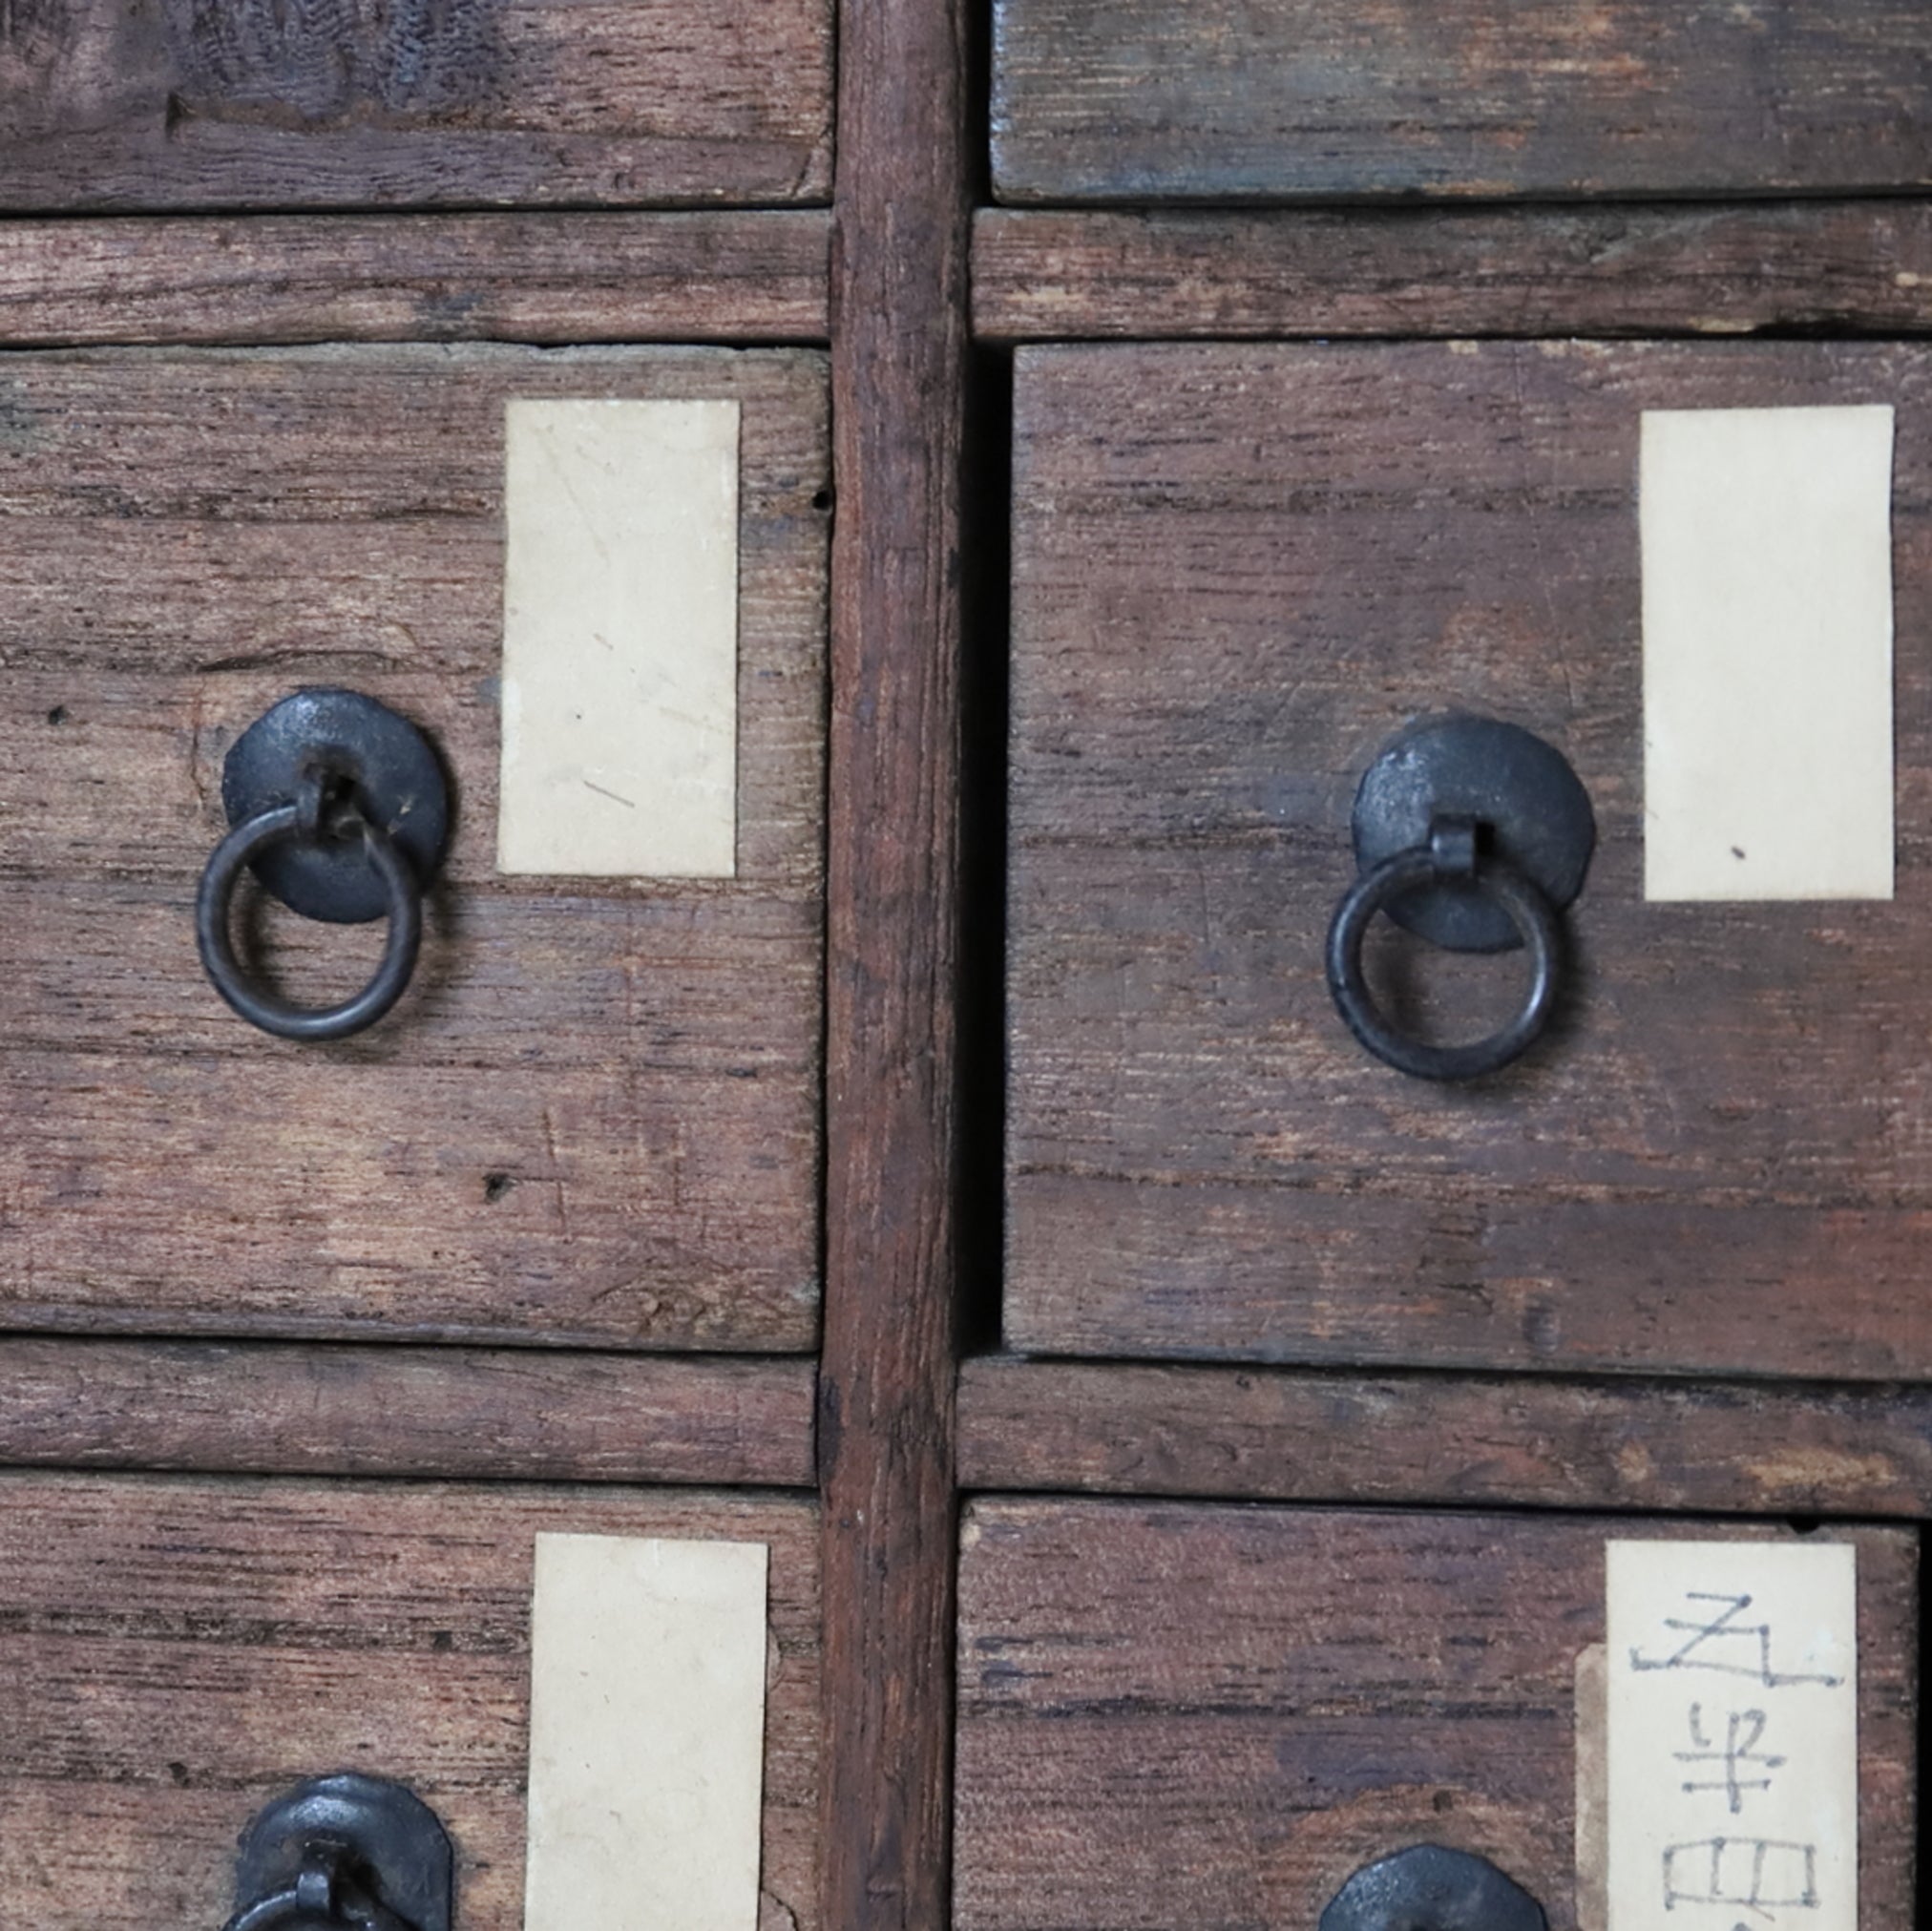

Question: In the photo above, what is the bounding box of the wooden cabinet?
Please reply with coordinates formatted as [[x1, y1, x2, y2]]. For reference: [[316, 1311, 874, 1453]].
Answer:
[[1004, 338, 1932, 1381], [1, 345, 827, 1352], [0, 1472, 819, 1930], [956, 1500, 1918, 1931], [990, 0, 1932, 203], [4, 5, 1932, 1928]]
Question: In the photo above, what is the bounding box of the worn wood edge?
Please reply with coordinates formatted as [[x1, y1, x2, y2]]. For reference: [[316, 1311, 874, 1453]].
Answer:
[[972, 203, 1932, 341], [0, 211, 831, 346], [957, 1356, 1932, 1517], [0, 1337, 818, 1486], [818, 0, 970, 1922]]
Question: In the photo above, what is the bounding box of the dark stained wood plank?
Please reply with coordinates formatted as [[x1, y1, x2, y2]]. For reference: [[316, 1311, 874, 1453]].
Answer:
[[958, 1357, 1932, 1517], [0, 1472, 819, 1931], [0, 1339, 816, 1486], [956, 1500, 1916, 1931], [0, 346, 828, 1352], [992, 0, 1932, 203], [0, 213, 830, 347], [817, 0, 969, 1922], [1006, 340, 1932, 1380], [0, 0, 831, 210], [974, 204, 1932, 343]]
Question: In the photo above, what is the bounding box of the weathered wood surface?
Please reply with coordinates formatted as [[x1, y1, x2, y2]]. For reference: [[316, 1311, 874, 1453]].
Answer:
[[0, 213, 830, 347], [974, 205, 1932, 343], [0, 1339, 816, 1485], [0, 0, 831, 209], [992, 0, 1932, 203], [817, 0, 970, 1921], [956, 1500, 1917, 1931], [0, 346, 827, 1351], [1007, 341, 1932, 1379], [958, 1357, 1932, 1517], [0, 1472, 819, 1931]]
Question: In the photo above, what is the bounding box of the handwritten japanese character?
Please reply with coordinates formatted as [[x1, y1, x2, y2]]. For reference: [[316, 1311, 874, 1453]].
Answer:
[[1663, 1837, 1818, 1923], [1629, 1591, 1842, 1689], [1674, 1704, 1787, 1815]]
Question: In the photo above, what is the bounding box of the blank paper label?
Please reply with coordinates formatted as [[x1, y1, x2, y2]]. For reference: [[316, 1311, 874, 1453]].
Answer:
[[524, 1534, 768, 1931], [1642, 405, 1894, 900], [1606, 1540, 1858, 1931], [499, 398, 740, 877]]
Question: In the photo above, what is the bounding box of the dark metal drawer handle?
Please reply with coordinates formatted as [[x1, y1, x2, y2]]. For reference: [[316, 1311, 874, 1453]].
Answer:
[[196, 689, 452, 1043], [1325, 714, 1595, 1081], [222, 1774, 452, 1931], [1320, 1843, 1546, 1931]]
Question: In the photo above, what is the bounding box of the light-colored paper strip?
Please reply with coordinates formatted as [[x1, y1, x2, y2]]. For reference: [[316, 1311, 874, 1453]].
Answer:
[[1642, 404, 1895, 900], [1606, 1540, 1857, 1931], [524, 1533, 769, 1931], [1574, 1644, 1608, 1931], [499, 397, 740, 877]]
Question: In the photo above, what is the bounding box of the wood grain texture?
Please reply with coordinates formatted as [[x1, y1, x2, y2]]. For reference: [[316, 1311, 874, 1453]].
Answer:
[[0, 1472, 819, 1931], [956, 1500, 1917, 1931], [992, 0, 1932, 203], [817, 0, 969, 1921], [0, 346, 827, 1352], [974, 204, 1932, 343], [958, 1356, 1932, 1517], [1007, 341, 1932, 1380], [0, 0, 831, 209], [0, 213, 830, 347], [0, 1338, 816, 1485]]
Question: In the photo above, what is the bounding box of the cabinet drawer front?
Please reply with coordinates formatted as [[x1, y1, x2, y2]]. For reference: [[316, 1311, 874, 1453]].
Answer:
[[0, 1471, 818, 1931], [0, 1, 831, 210], [1, 346, 826, 1352], [1007, 340, 1932, 1379], [992, 0, 1931, 203], [956, 1499, 1917, 1931]]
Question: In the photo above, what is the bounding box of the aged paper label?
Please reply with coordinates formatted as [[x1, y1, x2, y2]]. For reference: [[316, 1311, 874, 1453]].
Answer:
[[1606, 1540, 1857, 1931], [524, 1533, 768, 1931], [499, 397, 740, 877], [1642, 405, 1894, 900]]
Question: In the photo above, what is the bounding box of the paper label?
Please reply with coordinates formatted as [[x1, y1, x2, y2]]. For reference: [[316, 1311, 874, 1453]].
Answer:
[[524, 1533, 768, 1931], [498, 398, 740, 877], [1606, 1540, 1858, 1931], [1641, 405, 1895, 900]]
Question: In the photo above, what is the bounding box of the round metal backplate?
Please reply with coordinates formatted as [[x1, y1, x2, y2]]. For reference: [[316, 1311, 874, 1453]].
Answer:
[[233, 1773, 452, 1931], [1318, 1843, 1547, 1931], [1349, 713, 1595, 954], [220, 688, 452, 924]]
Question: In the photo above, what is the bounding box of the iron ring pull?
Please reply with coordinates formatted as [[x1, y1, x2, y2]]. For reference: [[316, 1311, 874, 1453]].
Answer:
[[1319, 1843, 1547, 1931], [195, 688, 452, 1044], [197, 781, 424, 1044], [223, 1842, 415, 1931], [1326, 815, 1562, 1082], [221, 1774, 452, 1931]]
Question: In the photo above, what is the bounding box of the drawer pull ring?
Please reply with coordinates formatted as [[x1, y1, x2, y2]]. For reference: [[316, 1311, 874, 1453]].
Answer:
[[222, 1773, 452, 1931], [1325, 714, 1594, 1081], [196, 689, 452, 1042], [1318, 1842, 1547, 1931]]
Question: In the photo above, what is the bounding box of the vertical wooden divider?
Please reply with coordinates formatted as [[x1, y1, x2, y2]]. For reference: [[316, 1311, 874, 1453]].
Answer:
[[820, 0, 973, 1926]]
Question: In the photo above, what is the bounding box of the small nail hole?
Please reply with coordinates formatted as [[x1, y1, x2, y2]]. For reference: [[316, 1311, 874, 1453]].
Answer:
[[483, 1171, 514, 1203], [810, 488, 832, 513], [46, 705, 68, 725]]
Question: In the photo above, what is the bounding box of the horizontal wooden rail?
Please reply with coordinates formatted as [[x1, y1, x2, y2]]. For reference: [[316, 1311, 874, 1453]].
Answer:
[[0, 211, 830, 346], [974, 203, 1932, 342], [959, 1354, 1932, 1517], [0, 1337, 817, 1486]]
